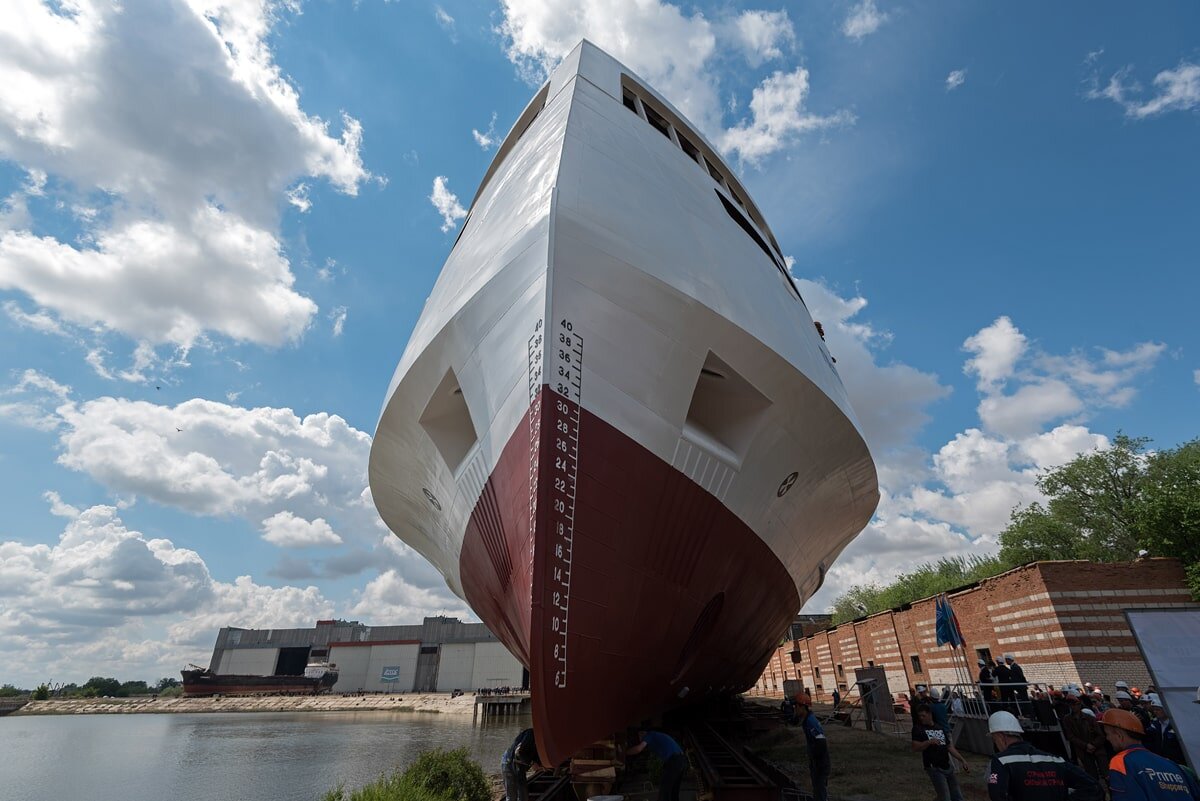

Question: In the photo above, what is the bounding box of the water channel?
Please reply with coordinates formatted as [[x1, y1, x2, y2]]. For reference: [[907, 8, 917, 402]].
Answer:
[[2, 710, 527, 801]]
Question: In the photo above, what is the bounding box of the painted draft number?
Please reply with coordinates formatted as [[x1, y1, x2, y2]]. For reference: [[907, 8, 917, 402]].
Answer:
[[547, 319, 582, 690]]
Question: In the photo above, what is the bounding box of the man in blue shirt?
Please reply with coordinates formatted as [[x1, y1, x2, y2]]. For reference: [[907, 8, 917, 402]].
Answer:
[[1099, 709, 1200, 800], [629, 729, 688, 801], [501, 728, 543, 801], [796, 693, 831, 801]]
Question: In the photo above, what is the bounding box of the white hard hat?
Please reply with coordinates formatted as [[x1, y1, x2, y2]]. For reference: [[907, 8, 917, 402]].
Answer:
[[916, 684, 927, 692], [1115, 681, 1130, 690], [1092, 689, 1103, 696], [989, 711, 1024, 735], [930, 687, 942, 701], [1146, 694, 1163, 708], [1004, 653, 1015, 660], [1115, 691, 1132, 701], [1082, 708, 1097, 718], [978, 659, 986, 666]]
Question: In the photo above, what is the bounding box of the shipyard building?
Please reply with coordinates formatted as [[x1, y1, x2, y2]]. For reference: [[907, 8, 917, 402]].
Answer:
[[207, 616, 526, 694], [756, 558, 1199, 701]]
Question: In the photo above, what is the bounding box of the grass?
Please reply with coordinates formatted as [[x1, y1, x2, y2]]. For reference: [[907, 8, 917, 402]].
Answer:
[[322, 747, 491, 801], [746, 707, 994, 801]]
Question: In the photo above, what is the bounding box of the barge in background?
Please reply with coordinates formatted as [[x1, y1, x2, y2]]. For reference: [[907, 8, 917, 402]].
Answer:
[[181, 662, 338, 697], [368, 40, 879, 765]]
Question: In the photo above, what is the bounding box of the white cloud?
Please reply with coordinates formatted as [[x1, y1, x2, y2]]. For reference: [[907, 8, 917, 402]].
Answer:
[[434, 6, 456, 40], [720, 68, 854, 165], [495, 0, 847, 163], [1089, 61, 1200, 118], [965, 318, 1164, 438], [945, 69, 967, 91], [330, 305, 348, 337], [0, 205, 317, 349], [843, 0, 888, 41], [472, 112, 499, 150], [349, 569, 471, 623], [796, 278, 951, 457], [260, 511, 343, 548], [496, 0, 721, 134], [963, 316, 1027, 391], [1194, 369, 1200, 387], [430, 176, 467, 232], [728, 10, 795, 68], [793, 287, 1161, 614], [0, 368, 70, 431], [0, 0, 370, 352]]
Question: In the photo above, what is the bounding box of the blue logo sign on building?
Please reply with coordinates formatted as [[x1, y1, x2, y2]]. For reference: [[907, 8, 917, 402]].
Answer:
[[380, 666, 402, 682]]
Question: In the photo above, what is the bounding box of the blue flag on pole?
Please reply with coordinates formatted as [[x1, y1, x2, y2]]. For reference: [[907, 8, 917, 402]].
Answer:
[[935, 594, 964, 648]]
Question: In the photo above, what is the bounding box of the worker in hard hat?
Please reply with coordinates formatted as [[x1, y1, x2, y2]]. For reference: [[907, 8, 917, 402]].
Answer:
[[1115, 689, 1153, 731], [1144, 694, 1186, 766], [1099, 708, 1200, 800], [912, 703, 969, 801], [985, 711, 1101, 801], [1061, 694, 1107, 790], [794, 693, 831, 801]]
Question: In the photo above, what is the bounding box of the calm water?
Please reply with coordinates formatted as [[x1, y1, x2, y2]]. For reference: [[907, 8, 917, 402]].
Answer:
[[1, 710, 527, 801]]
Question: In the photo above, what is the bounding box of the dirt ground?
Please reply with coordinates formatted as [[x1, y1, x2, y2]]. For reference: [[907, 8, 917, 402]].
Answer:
[[746, 708, 994, 801]]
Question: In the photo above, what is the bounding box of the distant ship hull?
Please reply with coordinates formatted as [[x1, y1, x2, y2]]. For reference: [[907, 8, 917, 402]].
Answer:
[[180, 668, 338, 697], [369, 41, 878, 765]]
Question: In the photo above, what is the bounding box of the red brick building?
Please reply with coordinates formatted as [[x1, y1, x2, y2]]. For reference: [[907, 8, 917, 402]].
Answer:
[[753, 558, 1198, 702]]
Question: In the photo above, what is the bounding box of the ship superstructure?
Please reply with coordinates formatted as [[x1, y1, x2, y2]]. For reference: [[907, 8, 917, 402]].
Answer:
[[369, 41, 879, 765]]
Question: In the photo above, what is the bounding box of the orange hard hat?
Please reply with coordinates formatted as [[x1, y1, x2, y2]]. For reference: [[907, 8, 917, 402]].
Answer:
[[1131, 687, 1141, 696], [1099, 708, 1145, 735], [795, 693, 812, 706]]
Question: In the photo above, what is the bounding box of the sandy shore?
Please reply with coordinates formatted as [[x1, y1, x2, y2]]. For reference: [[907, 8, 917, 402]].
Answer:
[[12, 692, 496, 716]]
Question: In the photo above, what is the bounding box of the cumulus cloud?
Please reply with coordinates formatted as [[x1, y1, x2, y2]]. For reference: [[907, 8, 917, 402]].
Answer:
[[349, 569, 472, 623], [843, 0, 888, 40], [0, 0, 370, 352], [260, 511, 343, 548], [721, 69, 854, 165], [945, 69, 967, 91], [963, 316, 1026, 391], [430, 176, 467, 232], [728, 10, 795, 67], [494, 0, 849, 163], [965, 317, 1164, 439], [0, 206, 317, 348], [1088, 61, 1200, 118], [796, 290, 1161, 613]]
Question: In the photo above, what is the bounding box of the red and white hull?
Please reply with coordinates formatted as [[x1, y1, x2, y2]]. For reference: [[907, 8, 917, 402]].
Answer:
[[369, 41, 878, 765]]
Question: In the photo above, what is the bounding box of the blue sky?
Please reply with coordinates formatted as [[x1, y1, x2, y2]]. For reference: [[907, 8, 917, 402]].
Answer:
[[0, 0, 1196, 687]]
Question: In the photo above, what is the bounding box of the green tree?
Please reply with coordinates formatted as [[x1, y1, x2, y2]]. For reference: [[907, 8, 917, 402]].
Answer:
[[32, 684, 50, 700], [998, 434, 1200, 597], [82, 677, 122, 697], [1129, 438, 1200, 596], [830, 555, 1008, 624], [157, 677, 181, 691], [0, 684, 25, 697]]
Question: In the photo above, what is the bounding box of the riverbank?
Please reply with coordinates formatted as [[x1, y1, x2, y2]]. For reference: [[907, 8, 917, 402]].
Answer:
[[12, 692, 486, 716]]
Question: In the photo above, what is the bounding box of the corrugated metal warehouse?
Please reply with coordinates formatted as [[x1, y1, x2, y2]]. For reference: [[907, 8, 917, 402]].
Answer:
[[755, 558, 1199, 701], [207, 616, 526, 693]]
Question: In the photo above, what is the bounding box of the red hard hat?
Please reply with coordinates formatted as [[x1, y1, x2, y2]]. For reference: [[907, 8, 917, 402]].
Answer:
[[795, 693, 812, 706]]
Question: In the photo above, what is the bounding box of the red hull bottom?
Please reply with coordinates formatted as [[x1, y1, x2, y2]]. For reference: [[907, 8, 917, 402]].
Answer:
[[461, 387, 799, 765]]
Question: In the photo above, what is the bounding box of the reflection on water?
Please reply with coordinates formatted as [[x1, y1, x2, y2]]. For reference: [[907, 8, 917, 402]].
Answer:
[[1, 710, 527, 801]]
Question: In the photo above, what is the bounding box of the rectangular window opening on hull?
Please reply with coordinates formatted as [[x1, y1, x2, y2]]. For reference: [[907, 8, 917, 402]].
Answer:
[[678, 134, 701, 164], [622, 88, 639, 113], [419, 368, 480, 474], [642, 103, 672, 139]]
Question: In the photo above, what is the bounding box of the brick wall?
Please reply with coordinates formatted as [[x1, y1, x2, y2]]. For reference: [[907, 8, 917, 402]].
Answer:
[[757, 559, 1197, 702]]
